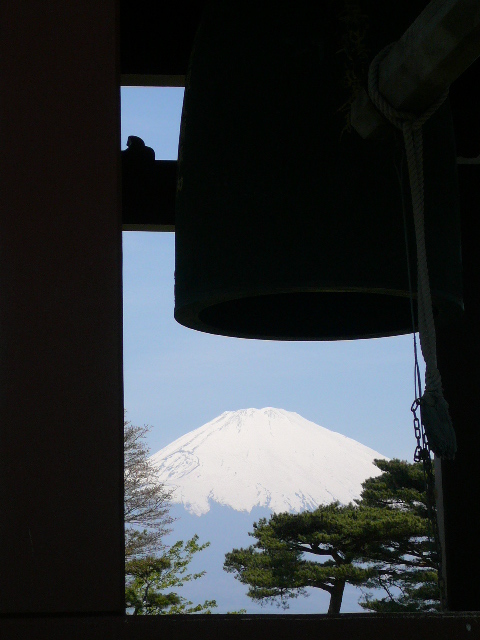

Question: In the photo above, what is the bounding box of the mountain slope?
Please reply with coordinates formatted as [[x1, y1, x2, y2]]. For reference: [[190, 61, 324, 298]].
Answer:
[[150, 407, 387, 515]]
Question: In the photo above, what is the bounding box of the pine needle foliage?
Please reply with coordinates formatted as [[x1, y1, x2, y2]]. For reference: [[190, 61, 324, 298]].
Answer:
[[124, 416, 216, 614], [224, 459, 439, 613], [356, 459, 440, 612], [125, 535, 217, 615]]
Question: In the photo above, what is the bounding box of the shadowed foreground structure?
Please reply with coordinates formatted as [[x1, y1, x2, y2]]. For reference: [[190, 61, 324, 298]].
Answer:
[[1, 0, 480, 637]]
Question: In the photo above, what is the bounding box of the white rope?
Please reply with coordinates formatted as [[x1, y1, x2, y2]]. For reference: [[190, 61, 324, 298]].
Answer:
[[368, 44, 456, 460]]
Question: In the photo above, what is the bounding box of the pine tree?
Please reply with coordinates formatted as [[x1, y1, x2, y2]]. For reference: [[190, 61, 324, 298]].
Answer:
[[224, 501, 425, 614], [358, 458, 429, 517], [356, 459, 440, 612], [224, 459, 437, 614]]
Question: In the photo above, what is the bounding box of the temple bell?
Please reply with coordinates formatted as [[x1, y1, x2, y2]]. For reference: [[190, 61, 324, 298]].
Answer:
[[174, 1, 462, 340]]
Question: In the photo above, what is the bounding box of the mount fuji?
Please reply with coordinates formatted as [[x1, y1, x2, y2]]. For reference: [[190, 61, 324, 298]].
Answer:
[[150, 408, 389, 613], [150, 407, 387, 516]]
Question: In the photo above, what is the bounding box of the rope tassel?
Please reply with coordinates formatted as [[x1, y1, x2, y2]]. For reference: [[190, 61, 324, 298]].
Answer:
[[420, 389, 456, 459], [368, 44, 457, 460]]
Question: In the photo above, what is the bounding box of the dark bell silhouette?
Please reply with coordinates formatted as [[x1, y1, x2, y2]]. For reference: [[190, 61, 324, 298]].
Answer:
[[174, 1, 462, 340]]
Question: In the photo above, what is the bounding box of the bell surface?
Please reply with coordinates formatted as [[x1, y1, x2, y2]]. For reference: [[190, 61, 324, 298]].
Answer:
[[174, 1, 463, 340]]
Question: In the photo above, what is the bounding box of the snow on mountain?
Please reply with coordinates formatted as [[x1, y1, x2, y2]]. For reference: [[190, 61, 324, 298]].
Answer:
[[150, 408, 388, 516]]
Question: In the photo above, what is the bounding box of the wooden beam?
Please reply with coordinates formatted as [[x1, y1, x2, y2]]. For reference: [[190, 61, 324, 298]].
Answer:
[[436, 165, 480, 611], [351, 0, 480, 139], [121, 74, 185, 87], [120, 0, 204, 78], [121, 144, 177, 229], [1, 613, 480, 640]]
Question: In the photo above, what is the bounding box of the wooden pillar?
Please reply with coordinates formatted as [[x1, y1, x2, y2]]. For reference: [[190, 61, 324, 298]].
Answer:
[[0, 2, 124, 614], [436, 165, 480, 610]]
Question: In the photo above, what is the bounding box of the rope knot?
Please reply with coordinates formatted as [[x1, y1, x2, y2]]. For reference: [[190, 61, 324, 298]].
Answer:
[[367, 43, 448, 133]]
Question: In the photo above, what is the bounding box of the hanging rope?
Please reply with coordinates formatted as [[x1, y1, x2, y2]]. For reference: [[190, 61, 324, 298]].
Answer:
[[368, 44, 456, 460]]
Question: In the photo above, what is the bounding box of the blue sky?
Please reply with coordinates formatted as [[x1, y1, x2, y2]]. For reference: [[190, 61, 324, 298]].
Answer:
[[121, 86, 421, 462]]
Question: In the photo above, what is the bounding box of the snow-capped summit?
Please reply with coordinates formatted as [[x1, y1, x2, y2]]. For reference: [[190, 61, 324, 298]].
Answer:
[[150, 408, 387, 516]]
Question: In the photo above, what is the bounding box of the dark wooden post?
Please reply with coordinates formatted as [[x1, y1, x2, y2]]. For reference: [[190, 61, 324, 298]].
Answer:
[[436, 165, 480, 610], [0, 1, 124, 614]]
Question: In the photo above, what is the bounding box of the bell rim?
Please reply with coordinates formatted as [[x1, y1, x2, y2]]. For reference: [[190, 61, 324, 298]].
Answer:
[[174, 287, 463, 341]]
